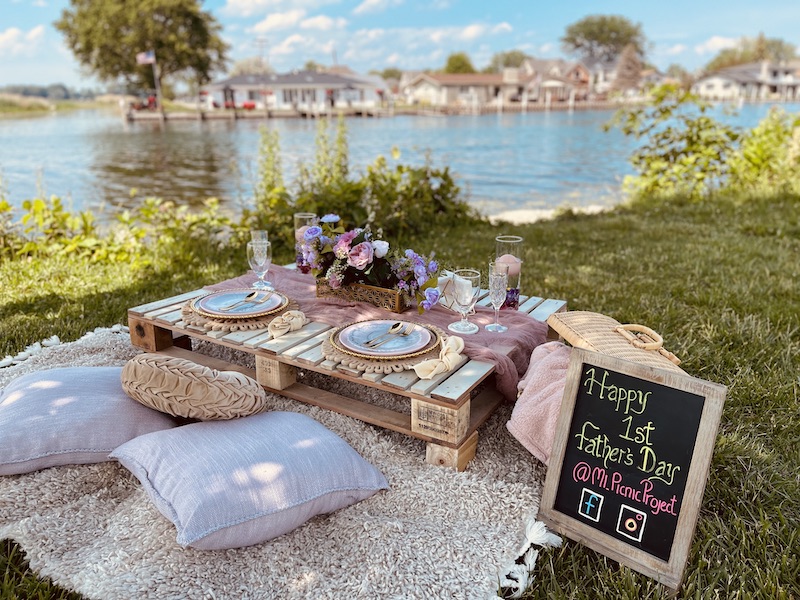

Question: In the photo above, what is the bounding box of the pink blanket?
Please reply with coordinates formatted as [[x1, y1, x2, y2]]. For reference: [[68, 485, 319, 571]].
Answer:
[[506, 341, 572, 465], [208, 266, 548, 401]]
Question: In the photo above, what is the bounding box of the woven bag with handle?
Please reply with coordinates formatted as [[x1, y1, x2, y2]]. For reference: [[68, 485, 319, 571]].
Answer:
[[546, 311, 685, 374]]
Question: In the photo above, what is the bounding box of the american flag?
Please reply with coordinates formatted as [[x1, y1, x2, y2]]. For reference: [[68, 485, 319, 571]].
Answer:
[[136, 51, 155, 65]]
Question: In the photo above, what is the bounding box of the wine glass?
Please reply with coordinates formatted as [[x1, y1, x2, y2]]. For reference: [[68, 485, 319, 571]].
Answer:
[[250, 230, 268, 242], [486, 261, 509, 333], [247, 241, 272, 290], [447, 269, 481, 335]]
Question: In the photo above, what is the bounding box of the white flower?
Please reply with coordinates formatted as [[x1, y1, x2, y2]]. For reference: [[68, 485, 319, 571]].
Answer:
[[373, 240, 389, 258]]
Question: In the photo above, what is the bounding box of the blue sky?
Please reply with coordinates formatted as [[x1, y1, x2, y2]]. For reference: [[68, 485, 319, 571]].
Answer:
[[2, 0, 799, 88]]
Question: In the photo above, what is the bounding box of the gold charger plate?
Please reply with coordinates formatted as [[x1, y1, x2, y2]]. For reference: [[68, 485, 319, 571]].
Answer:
[[328, 319, 441, 361], [189, 288, 289, 321]]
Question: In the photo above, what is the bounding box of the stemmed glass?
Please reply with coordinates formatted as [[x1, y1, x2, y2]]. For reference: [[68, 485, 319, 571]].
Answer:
[[447, 269, 481, 335], [486, 261, 509, 333], [247, 240, 272, 290]]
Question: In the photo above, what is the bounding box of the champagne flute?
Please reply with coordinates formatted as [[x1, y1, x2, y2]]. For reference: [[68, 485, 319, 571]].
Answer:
[[247, 241, 272, 290], [486, 261, 509, 333], [447, 269, 481, 335]]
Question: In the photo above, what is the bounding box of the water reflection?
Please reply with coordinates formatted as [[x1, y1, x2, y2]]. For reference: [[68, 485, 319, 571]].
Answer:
[[1, 103, 796, 220]]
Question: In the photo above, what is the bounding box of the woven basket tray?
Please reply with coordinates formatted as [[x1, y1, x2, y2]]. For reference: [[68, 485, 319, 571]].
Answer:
[[546, 311, 684, 373]]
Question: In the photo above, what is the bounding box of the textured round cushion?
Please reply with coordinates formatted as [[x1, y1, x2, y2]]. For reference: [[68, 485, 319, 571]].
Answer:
[[122, 353, 268, 420]]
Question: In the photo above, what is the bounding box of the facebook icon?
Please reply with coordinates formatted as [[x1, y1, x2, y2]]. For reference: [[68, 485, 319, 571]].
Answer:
[[578, 488, 604, 522]]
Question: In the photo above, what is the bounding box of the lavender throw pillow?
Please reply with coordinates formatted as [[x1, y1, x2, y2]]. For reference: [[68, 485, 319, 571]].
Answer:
[[0, 367, 178, 476], [111, 411, 389, 550]]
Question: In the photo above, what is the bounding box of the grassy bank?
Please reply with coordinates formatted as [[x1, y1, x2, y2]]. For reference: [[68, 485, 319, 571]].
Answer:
[[1, 193, 798, 598]]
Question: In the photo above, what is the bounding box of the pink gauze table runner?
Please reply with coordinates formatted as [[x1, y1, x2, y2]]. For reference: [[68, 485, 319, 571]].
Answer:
[[207, 266, 548, 401]]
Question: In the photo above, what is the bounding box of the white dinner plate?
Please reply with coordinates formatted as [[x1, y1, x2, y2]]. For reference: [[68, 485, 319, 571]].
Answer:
[[191, 289, 287, 319], [337, 320, 432, 357]]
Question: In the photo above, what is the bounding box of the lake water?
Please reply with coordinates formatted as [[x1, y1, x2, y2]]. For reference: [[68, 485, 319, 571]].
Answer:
[[1, 103, 796, 222]]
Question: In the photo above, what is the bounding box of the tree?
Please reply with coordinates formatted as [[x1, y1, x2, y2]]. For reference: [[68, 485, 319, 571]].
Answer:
[[666, 63, 693, 88], [304, 60, 324, 72], [613, 43, 642, 92], [229, 56, 273, 77], [704, 33, 797, 72], [443, 52, 476, 74], [55, 0, 228, 97], [483, 50, 528, 73], [561, 15, 646, 62]]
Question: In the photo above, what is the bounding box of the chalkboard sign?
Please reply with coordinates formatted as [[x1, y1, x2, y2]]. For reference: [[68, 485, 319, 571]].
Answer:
[[539, 349, 726, 590]]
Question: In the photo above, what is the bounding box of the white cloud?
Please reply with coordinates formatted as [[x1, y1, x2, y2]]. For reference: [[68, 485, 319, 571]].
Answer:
[[301, 15, 347, 30], [386, 52, 400, 65], [538, 42, 555, 54], [32, 0, 48, 6], [665, 43, 687, 56], [459, 24, 485, 41], [270, 34, 308, 56], [223, 0, 338, 17], [223, 0, 281, 18], [0, 25, 45, 58], [491, 22, 512, 34], [353, 0, 402, 16], [251, 9, 307, 33], [694, 35, 738, 55]]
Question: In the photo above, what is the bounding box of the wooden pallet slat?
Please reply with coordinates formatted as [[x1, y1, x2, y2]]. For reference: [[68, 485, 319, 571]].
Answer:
[[129, 289, 206, 315], [430, 360, 494, 402], [258, 322, 331, 354], [529, 298, 568, 321]]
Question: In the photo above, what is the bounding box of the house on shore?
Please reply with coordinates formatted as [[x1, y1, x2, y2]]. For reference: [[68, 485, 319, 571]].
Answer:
[[204, 70, 387, 112], [692, 60, 800, 101], [401, 59, 591, 108]]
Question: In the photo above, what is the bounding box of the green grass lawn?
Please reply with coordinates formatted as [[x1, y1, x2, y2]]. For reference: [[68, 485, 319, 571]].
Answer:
[[1, 193, 798, 599]]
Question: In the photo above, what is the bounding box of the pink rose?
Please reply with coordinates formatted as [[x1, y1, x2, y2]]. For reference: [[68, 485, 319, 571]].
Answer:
[[347, 242, 374, 270], [333, 229, 359, 259]]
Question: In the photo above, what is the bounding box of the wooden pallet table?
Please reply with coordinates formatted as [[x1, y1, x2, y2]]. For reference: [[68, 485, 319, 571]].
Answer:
[[127, 287, 566, 471]]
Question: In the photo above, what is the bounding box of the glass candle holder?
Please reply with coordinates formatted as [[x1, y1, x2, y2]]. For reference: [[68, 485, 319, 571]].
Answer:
[[294, 212, 317, 273], [495, 235, 523, 309]]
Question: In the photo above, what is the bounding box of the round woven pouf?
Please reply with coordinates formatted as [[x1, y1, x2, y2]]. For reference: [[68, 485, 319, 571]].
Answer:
[[121, 353, 268, 420]]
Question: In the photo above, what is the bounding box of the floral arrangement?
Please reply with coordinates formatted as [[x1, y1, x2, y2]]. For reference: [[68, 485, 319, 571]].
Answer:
[[297, 214, 441, 313]]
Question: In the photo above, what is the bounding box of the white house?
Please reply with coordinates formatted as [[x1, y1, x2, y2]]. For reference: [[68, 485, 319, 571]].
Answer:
[[692, 61, 800, 101], [204, 70, 387, 112]]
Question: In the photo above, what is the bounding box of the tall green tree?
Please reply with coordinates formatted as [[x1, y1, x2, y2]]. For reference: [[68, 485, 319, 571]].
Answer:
[[704, 33, 797, 72], [561, 15, 646, 62], [442, 52, 476, 74], [483, 50, 528, 73], [55, 0, 228, 96]]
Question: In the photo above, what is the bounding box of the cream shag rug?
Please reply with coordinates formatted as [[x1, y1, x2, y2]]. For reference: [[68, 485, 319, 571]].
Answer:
[[0, 329, 549, 600]]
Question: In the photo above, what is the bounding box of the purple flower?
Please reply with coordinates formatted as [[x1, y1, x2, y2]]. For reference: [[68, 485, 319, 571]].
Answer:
[[347, 242, 374, 270], [421, 288, 440, 311], [428, 260, 438, 273], [321, 213, 340, 223], [303, 225, 322, 241]]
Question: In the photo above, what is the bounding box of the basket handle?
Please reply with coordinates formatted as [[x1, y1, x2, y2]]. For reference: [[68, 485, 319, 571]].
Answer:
[[614, 324, 682, 366]]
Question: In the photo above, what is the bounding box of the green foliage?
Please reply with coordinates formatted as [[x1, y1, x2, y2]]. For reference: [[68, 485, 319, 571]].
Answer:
[[606, 84, 740, 199], [609, 84, 800, 201], [561, 14, 646, 62], [484, 50, 529, 73], [704, 33, 797, 72], [728, 108, 800, 193], [55, 0, 229, 93], [443, 52, 477, 74], [251, 115, 482, 254]]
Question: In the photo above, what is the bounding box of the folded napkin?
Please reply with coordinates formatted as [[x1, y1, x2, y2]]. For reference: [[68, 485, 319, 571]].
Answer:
[[267, 310, 308, 338], [412, 335, 465, 379], [437, 272, 473, 313]]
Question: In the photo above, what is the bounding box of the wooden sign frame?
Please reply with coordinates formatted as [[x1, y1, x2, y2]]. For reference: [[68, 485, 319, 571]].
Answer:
[[539, 348, 726, 590]]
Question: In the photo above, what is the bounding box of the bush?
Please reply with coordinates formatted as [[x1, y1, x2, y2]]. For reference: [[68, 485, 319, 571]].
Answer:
[[250, 114, 483, 255]]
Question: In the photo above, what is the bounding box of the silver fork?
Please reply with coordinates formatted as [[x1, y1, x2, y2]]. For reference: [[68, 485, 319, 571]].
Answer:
[[368, 323, 415, 349], [220, 290, 273, 312]]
